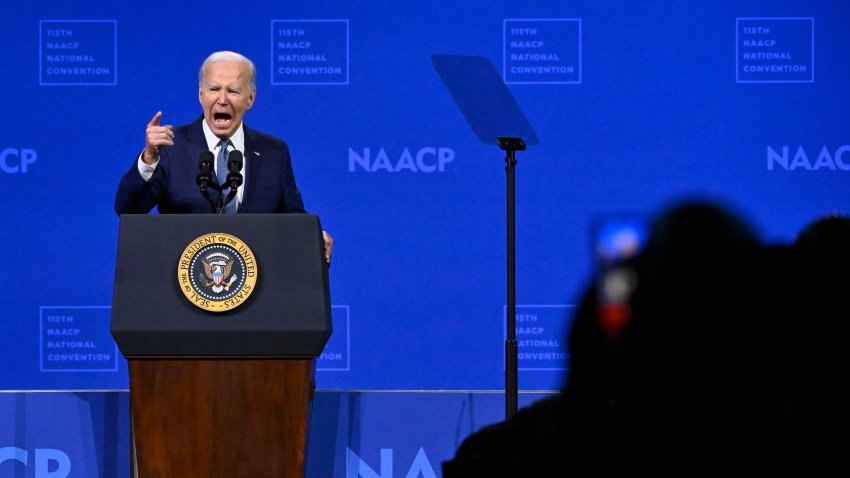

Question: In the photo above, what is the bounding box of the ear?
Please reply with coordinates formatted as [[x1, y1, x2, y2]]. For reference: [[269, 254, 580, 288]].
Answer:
[[247, 89, 256, 109]]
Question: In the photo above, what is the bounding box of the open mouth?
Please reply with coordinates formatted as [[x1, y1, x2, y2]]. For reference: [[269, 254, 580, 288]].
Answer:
[[213, 112, 232, 125]]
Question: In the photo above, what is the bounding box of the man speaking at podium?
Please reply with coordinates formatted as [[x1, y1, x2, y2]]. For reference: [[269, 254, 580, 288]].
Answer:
[[114, 50, 333, 263]]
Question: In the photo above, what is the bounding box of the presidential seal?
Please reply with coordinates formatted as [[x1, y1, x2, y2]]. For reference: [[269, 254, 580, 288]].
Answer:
[[178, 233, 258, 312]]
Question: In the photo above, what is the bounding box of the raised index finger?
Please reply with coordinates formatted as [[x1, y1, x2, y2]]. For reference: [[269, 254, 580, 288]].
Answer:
[[148, 111, 163, 127]]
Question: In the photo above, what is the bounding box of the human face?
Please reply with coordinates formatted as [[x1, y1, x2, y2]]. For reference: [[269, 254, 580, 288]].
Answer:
[[199, 61, 256, 139]]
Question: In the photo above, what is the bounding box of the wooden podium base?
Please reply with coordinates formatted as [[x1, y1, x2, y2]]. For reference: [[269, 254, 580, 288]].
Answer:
[[129, 358, 315, 478]]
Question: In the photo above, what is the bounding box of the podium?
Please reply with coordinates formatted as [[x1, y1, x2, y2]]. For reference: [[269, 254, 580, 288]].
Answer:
[[111, 214, 332, 477]]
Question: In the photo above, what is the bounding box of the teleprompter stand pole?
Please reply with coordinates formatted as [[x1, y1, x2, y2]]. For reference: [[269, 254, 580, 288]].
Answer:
[[498, 136, 526, 420]]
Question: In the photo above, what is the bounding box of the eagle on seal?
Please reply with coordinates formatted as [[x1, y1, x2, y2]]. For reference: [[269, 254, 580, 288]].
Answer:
[[202, 255, 234, 286]]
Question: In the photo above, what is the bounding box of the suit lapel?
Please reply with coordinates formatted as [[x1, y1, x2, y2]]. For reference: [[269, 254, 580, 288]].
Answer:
[[242, 125, 262, 212], [186, 115, 209, 163]]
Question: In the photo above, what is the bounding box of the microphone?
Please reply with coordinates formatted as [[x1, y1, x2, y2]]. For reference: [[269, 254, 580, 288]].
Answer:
[[196, 151, 215, 191], [226, 150, 244, 190], [196, 151, 219, 213], [217, 150, 243, 213]]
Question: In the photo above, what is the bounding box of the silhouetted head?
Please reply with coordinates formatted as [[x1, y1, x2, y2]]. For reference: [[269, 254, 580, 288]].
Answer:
[[610, 200, 771, 461]]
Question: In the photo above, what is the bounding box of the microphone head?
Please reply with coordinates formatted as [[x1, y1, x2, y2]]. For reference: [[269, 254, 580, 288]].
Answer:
[[199, 151, 215, 170], [227, 150, 243, 172]]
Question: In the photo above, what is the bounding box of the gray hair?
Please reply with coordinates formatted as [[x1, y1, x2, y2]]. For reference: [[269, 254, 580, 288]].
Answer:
[[198, 51, 256, 92]]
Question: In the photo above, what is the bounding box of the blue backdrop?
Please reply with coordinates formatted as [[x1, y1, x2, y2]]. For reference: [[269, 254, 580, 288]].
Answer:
[[3, 0, 848, 394]]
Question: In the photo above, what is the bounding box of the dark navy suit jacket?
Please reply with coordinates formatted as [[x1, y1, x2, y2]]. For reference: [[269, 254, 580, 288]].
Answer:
[[115, 116, 306, 215]]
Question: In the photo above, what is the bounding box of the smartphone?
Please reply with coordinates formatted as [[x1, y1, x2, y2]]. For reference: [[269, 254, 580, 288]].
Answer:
[[592, 214, 647, 339], [593, 214, 647, 266]]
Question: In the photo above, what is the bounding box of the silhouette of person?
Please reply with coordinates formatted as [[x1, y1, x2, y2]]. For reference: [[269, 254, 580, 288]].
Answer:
[[783, 213, 850, 468], [443, 200, 789, 475]]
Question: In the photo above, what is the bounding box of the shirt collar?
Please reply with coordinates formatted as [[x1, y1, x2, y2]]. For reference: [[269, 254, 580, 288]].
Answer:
[[201, 119, 245, 153]]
